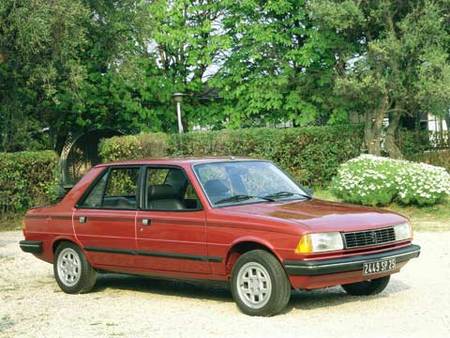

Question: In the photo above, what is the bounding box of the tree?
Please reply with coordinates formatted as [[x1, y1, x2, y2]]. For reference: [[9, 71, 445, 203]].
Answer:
[[2, 0, 449, 153], [310, 0, 450, 158], [132, 0, 229, 130], [213, 0, 346, 128], [0, 0, 155, 152], [49, 0, 154, 151], [0, 0, 89, 152]]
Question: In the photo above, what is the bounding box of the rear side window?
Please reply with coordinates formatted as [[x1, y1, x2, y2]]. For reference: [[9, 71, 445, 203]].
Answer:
[[79, 167, 140, 209], [80, 171, 108, 208]]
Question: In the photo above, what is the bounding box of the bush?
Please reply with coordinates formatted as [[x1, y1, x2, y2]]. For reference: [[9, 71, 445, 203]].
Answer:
[[170, 126, 364, 186], [0, 150, 59, 214], [100, 125, 364, 186], [331, 154, 450, 206], [398, 130, 449, 157], [99, 133, 169, 162], [407, 150, 450, 172]]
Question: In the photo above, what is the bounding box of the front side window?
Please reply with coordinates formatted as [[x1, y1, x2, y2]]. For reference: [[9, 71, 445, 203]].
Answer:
[[79, 167, 139, 209], [194, 161, 308, 207], [145, 167, 201, 211]]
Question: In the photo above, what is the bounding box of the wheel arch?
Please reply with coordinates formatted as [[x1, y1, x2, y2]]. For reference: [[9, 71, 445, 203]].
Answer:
[[52, 236, 82, 254], [224, 237, 283, 275]]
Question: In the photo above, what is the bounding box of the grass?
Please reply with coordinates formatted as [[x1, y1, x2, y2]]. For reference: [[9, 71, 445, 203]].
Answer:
[[314, 188, 450, 231], [0, 213, 24, 231], [387, 199, 450, 231]]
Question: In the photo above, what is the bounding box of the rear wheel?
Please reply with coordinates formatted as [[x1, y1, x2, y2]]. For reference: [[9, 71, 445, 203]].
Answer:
[[230, 250, 291, 316], [341, 275, 390, 296], [54, 242, 96, 294]]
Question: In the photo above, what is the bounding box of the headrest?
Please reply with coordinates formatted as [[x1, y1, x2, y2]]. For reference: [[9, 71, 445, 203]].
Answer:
[[148, 184, 177, 200], [204, 179, 230, 195]]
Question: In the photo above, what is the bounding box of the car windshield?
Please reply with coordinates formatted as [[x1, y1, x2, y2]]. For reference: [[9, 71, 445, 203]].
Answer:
[[193, 161, 309, 207]]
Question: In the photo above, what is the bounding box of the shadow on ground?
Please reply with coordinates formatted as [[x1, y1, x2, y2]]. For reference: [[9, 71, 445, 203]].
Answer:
[[94, 273, 233, 302], [93, 273, 411, 312], [289, 279, 410, 312]]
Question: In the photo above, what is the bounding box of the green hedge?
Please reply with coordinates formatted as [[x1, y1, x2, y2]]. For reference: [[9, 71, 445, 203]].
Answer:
[[99, 132, 169, 162], [0, 150, 59, 214], [407, 150, 450, 172], [398, 130, 449, 157], [100, 125, 364, 186]]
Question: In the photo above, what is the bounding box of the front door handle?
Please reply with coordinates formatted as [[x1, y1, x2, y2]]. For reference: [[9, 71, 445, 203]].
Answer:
[[79, 216, 87, 224], [141, 218, 151, 226]]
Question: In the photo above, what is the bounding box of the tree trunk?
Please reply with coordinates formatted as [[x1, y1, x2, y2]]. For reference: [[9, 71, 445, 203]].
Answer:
[[385, 111, 403, 159], [364, 114, 378, 155], [364, 97, 388, 156], [444, 114, 450, 148]]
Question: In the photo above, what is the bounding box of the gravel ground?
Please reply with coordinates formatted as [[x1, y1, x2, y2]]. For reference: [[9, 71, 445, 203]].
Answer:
[[1, 231, 449, 338]]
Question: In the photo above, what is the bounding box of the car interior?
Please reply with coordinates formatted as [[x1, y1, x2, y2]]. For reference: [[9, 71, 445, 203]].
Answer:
[[203, 179, 231, 204], [145, 168, 201, 210], [102, 195, 137, 209]]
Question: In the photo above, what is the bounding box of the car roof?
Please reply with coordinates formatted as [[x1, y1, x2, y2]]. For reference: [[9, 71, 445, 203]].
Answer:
[[95, 157, 267, 168]]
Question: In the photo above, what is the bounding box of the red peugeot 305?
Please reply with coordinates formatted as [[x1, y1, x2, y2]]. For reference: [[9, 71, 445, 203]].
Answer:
[[20, 158, 420, 316]]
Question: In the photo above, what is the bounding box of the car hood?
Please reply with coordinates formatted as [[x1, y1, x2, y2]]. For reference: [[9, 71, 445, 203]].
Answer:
[[224, 199, 407, 232]]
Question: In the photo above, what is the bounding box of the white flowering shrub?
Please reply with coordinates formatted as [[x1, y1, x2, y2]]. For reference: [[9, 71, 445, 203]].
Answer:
[[331, 155, 450, 206]]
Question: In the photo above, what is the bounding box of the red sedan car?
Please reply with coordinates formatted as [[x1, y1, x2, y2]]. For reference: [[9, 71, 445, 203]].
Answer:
[[20, 158, 420, 316]]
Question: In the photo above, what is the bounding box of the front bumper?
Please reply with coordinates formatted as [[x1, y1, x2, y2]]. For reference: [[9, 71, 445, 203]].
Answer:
[[284, 244, 421, 276], [19, 240, 43, 254]]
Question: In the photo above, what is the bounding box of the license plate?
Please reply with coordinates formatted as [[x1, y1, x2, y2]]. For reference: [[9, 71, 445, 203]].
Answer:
[[363, 258, 396, 275]]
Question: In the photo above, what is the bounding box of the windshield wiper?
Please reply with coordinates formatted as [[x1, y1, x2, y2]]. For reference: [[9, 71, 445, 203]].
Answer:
[[215, 194, 275, 205], [263, 191, 311, 200]]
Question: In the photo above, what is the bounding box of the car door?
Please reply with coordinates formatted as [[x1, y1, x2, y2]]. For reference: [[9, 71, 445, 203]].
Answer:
[[73, 166, 141, 268], [135, 166, 210, 274]]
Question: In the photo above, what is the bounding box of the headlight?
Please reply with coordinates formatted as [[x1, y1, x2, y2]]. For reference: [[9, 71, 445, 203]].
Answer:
[[295, 232, 344, 254], [394, 223, 412, 241]]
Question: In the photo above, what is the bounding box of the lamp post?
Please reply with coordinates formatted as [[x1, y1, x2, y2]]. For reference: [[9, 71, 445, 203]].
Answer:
[[172, 92, 184, 133]]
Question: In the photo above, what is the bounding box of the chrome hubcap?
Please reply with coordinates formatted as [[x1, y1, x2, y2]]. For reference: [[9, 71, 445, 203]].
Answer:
[[57, 248, 81, 287], [236, 262, 272, 309]]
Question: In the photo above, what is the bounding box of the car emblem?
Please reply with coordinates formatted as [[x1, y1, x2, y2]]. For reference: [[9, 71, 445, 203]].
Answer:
[[369, 231, 377, 243]]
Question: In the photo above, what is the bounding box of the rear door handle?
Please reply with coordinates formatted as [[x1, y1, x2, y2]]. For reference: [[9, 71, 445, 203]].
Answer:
[[79, 216, 87, 224], [141, 218, 151, 226]]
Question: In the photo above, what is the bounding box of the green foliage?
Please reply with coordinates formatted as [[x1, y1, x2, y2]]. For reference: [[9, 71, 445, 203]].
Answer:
[[332, 155, 450, 206], [99, 133, 169, 162], [0, 0, 89, 152], [398, 130, 449, 158], [407, 150, 450, 173], [0, 0, 155, 152], [62, 1, 162, 137], [100, 125, 364, 186], [1, 0, 449, 160], [309, 0, 450, 156], [124, 0, 230, 131], [214, 0, 342, 128], [0, 151, 59, 213]]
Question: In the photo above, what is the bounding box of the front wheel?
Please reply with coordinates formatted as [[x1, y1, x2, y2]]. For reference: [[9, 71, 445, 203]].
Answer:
[[341, 275, 390, 296], [230, 250, 291, 316], [54, 242, 97, 294]]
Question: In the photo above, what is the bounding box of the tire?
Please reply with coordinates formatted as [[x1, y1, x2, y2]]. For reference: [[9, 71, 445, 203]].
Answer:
[[54, 242, 97, 294], [230, 250, 291, 316], [341, 275, 390, 296]]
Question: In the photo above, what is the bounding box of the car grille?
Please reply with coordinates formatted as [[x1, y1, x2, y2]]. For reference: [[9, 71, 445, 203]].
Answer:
[[343, 227, 396, 249]]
